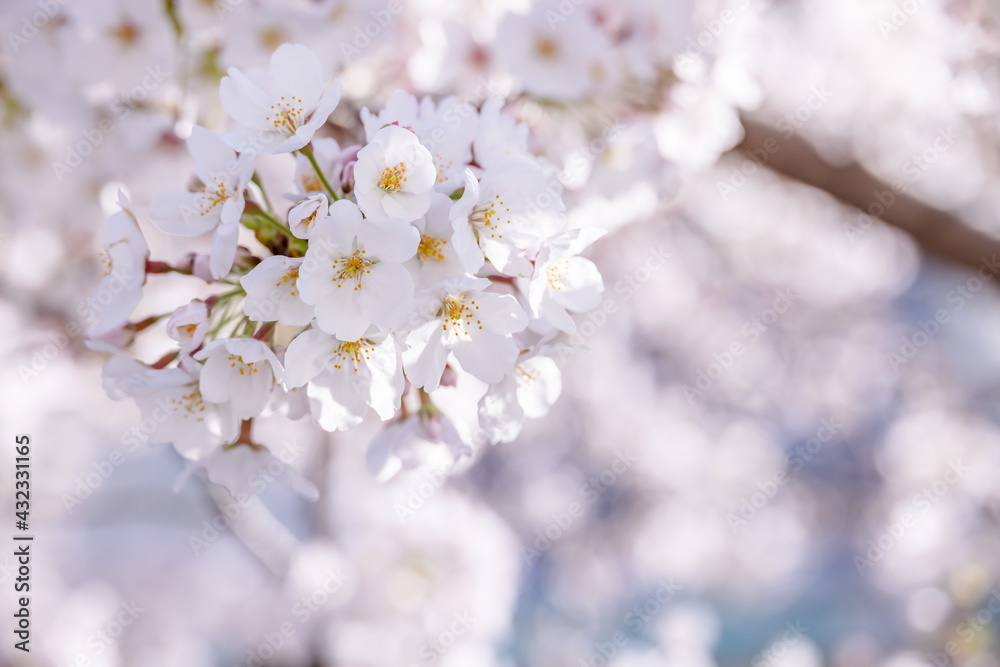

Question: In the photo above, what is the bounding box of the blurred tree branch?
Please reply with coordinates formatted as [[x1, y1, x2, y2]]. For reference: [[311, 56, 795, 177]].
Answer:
[[734, 116, 1000, 275]]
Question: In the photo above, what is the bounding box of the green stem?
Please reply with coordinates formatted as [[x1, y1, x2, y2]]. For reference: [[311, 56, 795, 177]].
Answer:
[[251, 173, 274, 212], [251, 209, 293, 236], [299, 145, 339, 201]]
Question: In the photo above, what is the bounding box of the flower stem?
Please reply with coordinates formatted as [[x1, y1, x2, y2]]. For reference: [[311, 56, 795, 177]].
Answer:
[[299, 144, 339, 201], [251, 173, 274, 212]]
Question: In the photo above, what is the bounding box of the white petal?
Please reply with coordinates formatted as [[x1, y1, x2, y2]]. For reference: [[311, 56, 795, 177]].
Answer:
[[283, 329, 340, 388], [452, 331, 518, 384]]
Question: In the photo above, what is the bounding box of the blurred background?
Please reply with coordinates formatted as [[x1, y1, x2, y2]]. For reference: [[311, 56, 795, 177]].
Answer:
[[4, 0, 1000, 665]]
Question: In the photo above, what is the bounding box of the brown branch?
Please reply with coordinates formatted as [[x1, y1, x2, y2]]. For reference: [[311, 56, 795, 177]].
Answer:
[[734, 115, 1000, 274]]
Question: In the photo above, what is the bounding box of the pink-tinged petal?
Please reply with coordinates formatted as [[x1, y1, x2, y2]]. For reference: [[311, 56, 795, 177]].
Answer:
[[229, 367, 273, 419], [451, 218, 484, 274], [540, 296, 576, 333], [481, 238, 532, 278], [359, 262, 414, 330], [478, 375, 523, 444], [199, 353, 234, 403], [452, 331, 518, 384], [219, 67, 271, 129], [473, 292, 528, 334], [401, 320, 449, 391], [551, 257, 604, 312], [380, 190, 432, 222], [220, 195, 245, 227], [307, 368, 370, 432], [187, 126, 238, 184], [149, 192, 219, 236], [358, 216, 419, 262], [210, 222, 239, 279], [269, 44, 324, 110], [283, 329, 339, 388], [366, 422, 408, 482], [518, 356, 562, 418], [313, 285, 369, 341], [366, 337, 403, 420]]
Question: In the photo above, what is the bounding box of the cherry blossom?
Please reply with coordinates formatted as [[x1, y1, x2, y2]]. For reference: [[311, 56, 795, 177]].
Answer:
[[88, 191, 149, 338], [219, 43, 343, 154], [283, 328, 404, 432], [148, 126, 254, 280], [194, 338, 284, 421], [402, 276, 528, 391], [296, 199, 418, 340], [166, 300, 209, 354], [353, 124, 437, 222]]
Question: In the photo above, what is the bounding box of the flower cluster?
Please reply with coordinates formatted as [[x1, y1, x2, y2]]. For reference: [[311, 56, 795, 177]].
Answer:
[[88, 44, 605, 493]]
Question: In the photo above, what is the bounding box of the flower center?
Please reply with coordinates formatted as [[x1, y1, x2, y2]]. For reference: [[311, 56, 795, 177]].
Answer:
[[378, 162, 408, 193], [166, 388, 206, 421], [332, 250, 373, 290], [440, 297, 482, 337], [515, 365, 537, 388], [471, 194, 510, 239], [332, 340, 374, 372], [275, 267, 300, 296], [418, 234, 447, 263], [198, 175, 229, 216], [228, 354, 260, 376], [267, 96, 305, 136], [535, 37, 559, 59], [547, 260, 569, 290]]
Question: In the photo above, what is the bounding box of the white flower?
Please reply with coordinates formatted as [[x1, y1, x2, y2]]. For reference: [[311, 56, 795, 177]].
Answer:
[[527, 228, 606, 333], [219, 43, 343, 155], [166, 300, 209, 354], [148, 126, 254, 279], [194, 338, 284, 420], [450, 158, 565, 277], [296, 200, 418, 341], [495, 3, 616, 100], [128, 358, 240, 459], [287, 193, 328, 240], [361, 91, 478, 193], [406, 193, 466, 289], [402, 276, 528, 391], [365, 412, 469, 482], [174, 443, 319, 501], [478, 354, 562, 444], [353, 125, 437, 222], [472, 96, 529, 171], [283, 328, 403, 432], [240, 255, 314, 326], [88, 191, 149, 338]]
